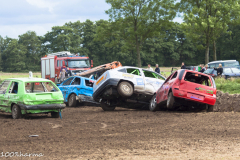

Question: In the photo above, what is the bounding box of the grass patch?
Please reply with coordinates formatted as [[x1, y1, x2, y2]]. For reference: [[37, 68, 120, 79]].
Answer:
[[0, 72, 41, 83], [215, 78, 240, 94]]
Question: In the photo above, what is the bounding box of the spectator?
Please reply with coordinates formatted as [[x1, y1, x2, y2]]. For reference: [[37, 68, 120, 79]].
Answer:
[[214, 64, 223, 77], [199, 64, 206, 73], [147, 64, 153, 71], [155, 64, 160, 74], [65, 67, 73, 77], [59, 69, 66, 82], [181, 62, 186, 69], [205, 64, 208, 70]]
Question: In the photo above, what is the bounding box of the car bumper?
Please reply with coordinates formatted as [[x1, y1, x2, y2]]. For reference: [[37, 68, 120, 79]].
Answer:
[[18, 103, 66, 110], [173, 90, 216, 106], [93, 78, 120, 101], [76, 94, 99, 104]]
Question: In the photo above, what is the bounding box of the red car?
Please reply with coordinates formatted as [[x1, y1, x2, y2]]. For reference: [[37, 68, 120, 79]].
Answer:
[[149, 69, 216, 112]]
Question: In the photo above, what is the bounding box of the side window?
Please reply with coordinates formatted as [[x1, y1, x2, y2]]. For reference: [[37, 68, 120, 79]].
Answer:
[[0, 80, 11, 94], [171, 71, 178, 80], [118, 68, 127, 73], [9, 82, 19, 94], [126, 68, 141, 76], [85, 80, 94, 87], [57, 60, 59, 67], [60, 60, 63, 67], [143, 70, 155, 78], [62, 77, 74, 86], [71, 78, 81, 85]]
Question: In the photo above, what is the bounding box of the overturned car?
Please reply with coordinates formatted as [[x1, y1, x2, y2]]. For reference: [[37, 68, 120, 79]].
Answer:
[[92, 66, 166, 111]]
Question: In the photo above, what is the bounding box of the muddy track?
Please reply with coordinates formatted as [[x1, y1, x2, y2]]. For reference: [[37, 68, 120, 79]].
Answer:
[[0, 106, 240, 159]]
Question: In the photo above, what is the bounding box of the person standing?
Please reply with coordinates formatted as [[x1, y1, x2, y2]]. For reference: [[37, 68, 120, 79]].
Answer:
[[214, 64, 223, 77], [65, 67, 73, 77], [199, 64, 206, 73], [181, 62, 186, 69], [147, 64, 153, 71], [155, 64, 160, 74]]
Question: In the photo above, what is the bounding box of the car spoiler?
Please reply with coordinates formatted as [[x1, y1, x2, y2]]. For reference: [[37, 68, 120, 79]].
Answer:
[[76, 61, 122, 77]]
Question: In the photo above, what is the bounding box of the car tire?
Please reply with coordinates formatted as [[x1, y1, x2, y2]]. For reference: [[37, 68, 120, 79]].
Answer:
[[207, 105, 214, 112], [166, 91, 175, 109], [12, 104, 22, 119], [117, 81, 133, 97], [68, 94, 77, 107], [100, 100, 116, 111], [51, 112, 59, 118], [149, 95, 159, 112]]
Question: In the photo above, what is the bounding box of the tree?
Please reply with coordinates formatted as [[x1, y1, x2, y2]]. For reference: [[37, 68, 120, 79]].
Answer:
[[102, 0, 177, 67], [180, 0, 240, 64], [3, 39, 26, 72], [18, 31, 42, 71]]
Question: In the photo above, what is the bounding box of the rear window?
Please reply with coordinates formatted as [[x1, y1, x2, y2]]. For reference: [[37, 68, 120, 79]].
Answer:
[[184, 72, 212, 86], [85, 80, 94, 87], [25, 82, 58, 93], [143, 69, 165, 80]]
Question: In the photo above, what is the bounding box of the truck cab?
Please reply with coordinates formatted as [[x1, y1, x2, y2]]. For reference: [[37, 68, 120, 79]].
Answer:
[[41, 51, 93, 83]]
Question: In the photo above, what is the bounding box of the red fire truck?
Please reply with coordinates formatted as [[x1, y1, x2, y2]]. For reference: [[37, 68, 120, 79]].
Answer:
[[41, 51, 93, 83]]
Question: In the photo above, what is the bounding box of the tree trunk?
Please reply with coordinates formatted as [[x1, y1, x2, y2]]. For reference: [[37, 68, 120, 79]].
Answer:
[[136, 39, 141, 67], [205, 37, 210, 64], [213, 40, 217, 61]]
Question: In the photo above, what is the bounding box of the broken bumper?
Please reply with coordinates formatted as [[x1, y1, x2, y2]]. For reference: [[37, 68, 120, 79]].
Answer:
[[18, 103, 66, 110], [76, 95, 99, 104]]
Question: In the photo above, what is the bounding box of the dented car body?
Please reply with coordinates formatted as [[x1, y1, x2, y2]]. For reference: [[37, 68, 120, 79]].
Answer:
[[154, 69, 217, 111], [58, 76, 97, 107], [93, 66, 166, 111], [0, 78, 65, 119]]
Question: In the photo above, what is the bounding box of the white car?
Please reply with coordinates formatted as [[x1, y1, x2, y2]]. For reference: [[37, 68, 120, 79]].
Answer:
[[93, 66, 166, 111]]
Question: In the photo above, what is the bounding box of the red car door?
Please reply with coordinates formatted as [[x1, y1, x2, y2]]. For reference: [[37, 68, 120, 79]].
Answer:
[[156, 72, 177, 103]]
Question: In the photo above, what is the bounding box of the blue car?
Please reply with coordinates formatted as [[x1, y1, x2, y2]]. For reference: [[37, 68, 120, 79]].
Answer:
[[58, 76, 97, 107], [204, 67, 240, 79]]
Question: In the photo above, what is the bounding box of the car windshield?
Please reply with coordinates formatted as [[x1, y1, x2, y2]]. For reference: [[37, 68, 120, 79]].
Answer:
[[184, 72, 212, 86], [67, 59, 90, 68], [231, 68, 240, 73], [204, 69, 214, 74], [25, 82, 59, 93], [224, 68, 232, 74]]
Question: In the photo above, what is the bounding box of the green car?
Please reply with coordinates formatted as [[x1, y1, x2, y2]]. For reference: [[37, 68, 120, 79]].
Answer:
[[0, 78, 65, 119]]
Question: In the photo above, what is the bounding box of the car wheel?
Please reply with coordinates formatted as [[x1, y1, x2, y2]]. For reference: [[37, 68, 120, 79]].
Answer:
[[100, 100, 116, 111], [12, 104, 22, 119], [207, 105, 214, 112], [149, 95, 159, 112], [117, 81, 133, 97], [51, 112, 59, 118], [68, 94, 77, 107], [166, 91, 175, 109]]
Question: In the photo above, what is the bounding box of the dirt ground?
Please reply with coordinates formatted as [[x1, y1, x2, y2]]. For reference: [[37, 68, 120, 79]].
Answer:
[[1, 106, 240, 160]]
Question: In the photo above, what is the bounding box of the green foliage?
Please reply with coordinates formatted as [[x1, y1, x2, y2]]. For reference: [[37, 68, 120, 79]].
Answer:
[[180, 0, 240, 64], [215, 78, 240, 94], [101, 0, 177, 67], [2, 39, 27, 72]]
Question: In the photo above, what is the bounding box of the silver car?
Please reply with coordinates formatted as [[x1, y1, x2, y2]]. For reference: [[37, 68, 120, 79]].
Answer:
[[93, 66, 166, 111]]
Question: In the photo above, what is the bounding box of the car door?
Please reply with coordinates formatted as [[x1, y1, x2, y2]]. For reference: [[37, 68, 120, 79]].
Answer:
[[0, 80, 12, 111], [156, 72, 175, 103], [58, 77, 74, 102], [141, 69, 165, 95], [82, 79, 95, 97], [68, 77, 81, 96], [123, 68, 145, 92], [231, 68, 240, 77]]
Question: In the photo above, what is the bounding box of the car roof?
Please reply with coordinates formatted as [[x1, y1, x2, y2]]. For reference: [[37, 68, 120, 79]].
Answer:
[[208, 60, 237, 64], [177, 69, 211, 77], [73, 76, 95, 81], [5, 78, 53, 82]]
